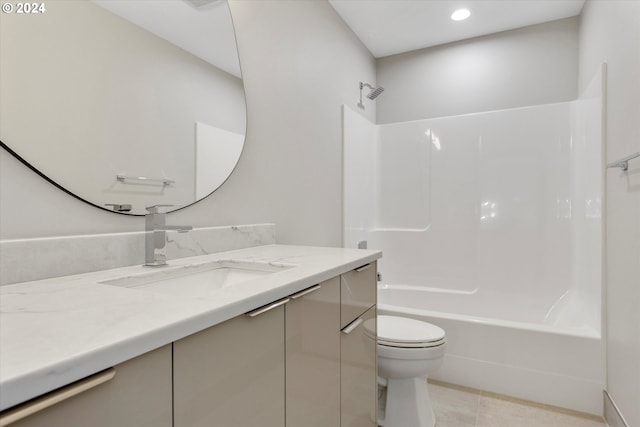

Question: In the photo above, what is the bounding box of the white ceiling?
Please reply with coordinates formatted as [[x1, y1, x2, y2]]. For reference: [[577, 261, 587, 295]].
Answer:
[[328, 0, 586, 58], [92, 0, 241, 78]]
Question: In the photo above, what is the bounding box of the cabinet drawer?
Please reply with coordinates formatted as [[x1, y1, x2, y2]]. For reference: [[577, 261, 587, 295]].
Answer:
[[341, 261, 377, 329]]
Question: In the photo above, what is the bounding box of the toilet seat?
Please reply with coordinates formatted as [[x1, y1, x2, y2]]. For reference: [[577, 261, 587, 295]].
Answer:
[[365, 315, 446, 348]]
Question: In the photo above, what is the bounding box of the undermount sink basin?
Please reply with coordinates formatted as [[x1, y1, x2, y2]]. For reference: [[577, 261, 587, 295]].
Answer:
[[100, 260, 293, 298]]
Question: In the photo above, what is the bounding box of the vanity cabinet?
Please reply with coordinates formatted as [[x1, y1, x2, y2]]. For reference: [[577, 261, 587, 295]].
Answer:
[[0, 345, 172, 427], [1, 259, 378, 427], [341, 262, 377, 427], [173, 302, 285, 427]]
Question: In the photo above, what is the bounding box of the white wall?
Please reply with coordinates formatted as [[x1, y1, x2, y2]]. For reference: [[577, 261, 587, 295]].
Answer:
[[0, 0, 376, 247], [578, 2, 640, 426], [376, 17, 579, 124]]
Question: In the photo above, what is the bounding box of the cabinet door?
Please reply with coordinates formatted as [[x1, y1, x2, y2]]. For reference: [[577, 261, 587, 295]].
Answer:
[[341, 306, 376, 427], [2, 345, 172, 427], [286, 277, 340, 427], [173, 304, 285, 427]]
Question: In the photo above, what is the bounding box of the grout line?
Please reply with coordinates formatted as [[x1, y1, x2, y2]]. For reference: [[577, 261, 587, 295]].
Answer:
[[474, 387, 481, 427]]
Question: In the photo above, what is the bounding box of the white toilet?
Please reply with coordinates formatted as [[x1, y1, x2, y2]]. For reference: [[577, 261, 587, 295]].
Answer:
[[364, 315, 446, 427]]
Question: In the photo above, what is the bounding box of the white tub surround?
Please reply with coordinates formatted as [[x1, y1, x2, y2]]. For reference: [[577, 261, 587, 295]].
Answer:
[[342, 66, 605, 416], [0, 244, 381, 411], [0, 224, 276, 286]]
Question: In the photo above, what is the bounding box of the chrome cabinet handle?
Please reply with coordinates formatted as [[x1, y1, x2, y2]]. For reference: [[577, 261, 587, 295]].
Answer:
[[247, 284, 321, 317], [355, 263, 372, 273], [246, 298, 290, 318], [341, 318, 364, 335], [0, 368, 116, 426], [290, 284, 322, 300]]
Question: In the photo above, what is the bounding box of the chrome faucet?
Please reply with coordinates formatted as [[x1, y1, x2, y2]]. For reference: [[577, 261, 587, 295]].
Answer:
[[145, 205, 192, 267]]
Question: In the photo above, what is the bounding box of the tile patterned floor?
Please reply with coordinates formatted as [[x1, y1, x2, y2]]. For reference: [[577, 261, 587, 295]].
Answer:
[[428, 381, 608, 427]]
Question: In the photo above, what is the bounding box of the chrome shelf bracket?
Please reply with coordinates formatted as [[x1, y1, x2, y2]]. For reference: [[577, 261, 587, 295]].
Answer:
[[607, 152, 640, 172]]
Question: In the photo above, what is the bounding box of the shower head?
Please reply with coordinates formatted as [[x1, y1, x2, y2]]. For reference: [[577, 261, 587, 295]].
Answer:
[[358, 82, 384, 109], [366, 86, 384, 100]]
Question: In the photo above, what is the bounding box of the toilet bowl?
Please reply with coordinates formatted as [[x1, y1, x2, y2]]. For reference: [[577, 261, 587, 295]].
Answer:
[[364, 315, 446, 427]]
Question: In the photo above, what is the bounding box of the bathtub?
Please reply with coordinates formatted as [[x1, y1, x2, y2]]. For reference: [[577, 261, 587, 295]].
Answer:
[[378, 284, 605, 415]]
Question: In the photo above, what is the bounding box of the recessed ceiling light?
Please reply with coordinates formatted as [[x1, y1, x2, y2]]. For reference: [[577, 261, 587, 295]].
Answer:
[[451, 8, 471, 21]]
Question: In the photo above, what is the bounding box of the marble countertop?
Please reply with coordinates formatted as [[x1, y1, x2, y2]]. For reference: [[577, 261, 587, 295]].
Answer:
[[0, 244, 381, 411]]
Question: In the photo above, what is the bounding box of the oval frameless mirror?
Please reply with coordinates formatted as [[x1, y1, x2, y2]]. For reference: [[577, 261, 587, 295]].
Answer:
[[0, 0, 246, 215]]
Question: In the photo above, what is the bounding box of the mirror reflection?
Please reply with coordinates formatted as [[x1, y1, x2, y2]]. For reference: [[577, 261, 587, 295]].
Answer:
[[0, 0, 246, 215]]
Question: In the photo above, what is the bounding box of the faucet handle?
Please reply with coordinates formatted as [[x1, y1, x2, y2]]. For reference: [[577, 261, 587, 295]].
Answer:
[[145, 204, 175, 214]]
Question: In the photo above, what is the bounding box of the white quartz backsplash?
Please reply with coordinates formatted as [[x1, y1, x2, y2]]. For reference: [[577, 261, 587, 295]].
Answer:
[[0, 224, 275, 285]]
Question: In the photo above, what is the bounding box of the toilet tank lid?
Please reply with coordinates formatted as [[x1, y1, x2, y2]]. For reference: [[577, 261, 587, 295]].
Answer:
[[366, 315, 446, 344]]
